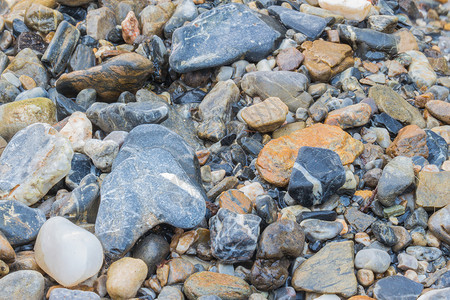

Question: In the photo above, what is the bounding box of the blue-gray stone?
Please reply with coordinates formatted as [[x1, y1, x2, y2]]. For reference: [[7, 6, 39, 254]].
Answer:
[[373, 275, 423, 300], [268, 6, 326, 40], [69, 44, 95, 72], [49, 288, 100, 300], [15, 87, 49, 102], [0, 79, 20, 104], [95, 125, 206, 259], [338, 24, 398, 54], [0, 200, 46, 246], [287, 147, 346, 207], [169, 3, 285, 73], [65, 153, 99, 190], [48, 88, 85, 121], [164, 0, 198, 38], [425, 130, 448, 167]]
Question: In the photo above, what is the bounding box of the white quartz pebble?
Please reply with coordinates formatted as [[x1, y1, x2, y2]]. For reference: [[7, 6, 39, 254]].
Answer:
[[318, 0, 372, 21]]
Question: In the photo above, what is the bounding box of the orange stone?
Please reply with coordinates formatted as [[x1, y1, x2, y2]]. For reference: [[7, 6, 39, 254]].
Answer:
[[386, 125, 428, 158], [354, 190, 373, 200], [324, 103, 372, 129], [363, 61, 379, 73], [196, 149, 210, 166], [348, 296, 375, 300], [217, 189, 253, 214], [426, 100, 450, 124], [18, 75, 37, 90], [256, 123, 364, 186], [395, 29, 419, 53], [415, 92, 434, 108]]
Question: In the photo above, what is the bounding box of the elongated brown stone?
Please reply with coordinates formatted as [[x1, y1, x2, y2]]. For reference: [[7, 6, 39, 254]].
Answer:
[[56, 53, 153, 102]]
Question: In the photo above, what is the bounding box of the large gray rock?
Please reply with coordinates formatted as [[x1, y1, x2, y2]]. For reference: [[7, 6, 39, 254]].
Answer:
[[163, 0, 197, 38], [95, 125, 206, 259], [0, 270, 45, 300], [0, 123, 73, 206], [169, 3, 285, 73], [241, 71, 310, 111]]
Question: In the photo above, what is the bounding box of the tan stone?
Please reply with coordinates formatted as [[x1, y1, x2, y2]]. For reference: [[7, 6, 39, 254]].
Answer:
[[106, 257, 147, 300], [166, 258, 195, 285], [395, 29, 419, 53], [9, 251, 43, 273], [301, 40, 354, 82], [431, 125, 450, 143], [426, 100, 450, 124], [140, 2, 175, 37], [0, 232, 15, 264], [217, 189, 253, 214], [256, 123, 363, 186], [18, 75, 36, 90], [272, 122, 306, 139], [416, 171, 450, 209], [0, 137, 5, 157], [386, 124, 428, 158], [324, 103, 372, 129], [241, 97, 289, 133], [357, 269, 374, 286], [428, 204, 450, 245]]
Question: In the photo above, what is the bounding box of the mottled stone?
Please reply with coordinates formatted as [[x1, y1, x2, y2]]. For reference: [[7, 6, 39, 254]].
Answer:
[[0, 270, 44, 300], [416, 171, 450, 209], [426, 100, 450, 124], [324, 103, 372, 129], [15, 32, 48, 55], [217, 190, 253, 214], [257, 219, 305, 259], [241, 97, 289, 133], [56, 53, 153, 101], [210, 208, 261, 262], [34, 217, 103, 287], [368, 15, 398, 33], [86, 7, 116, 40], [276, 47, 304, 71], [2, 48, 48, 88], [49, 288, 100, 300], [197, 80, 239, 142], [369, 85, 426, 128], [428, 204, 450, 245], [42, 21, 80, 77], [301, 219, 343, 241], [0, 200, 46, 246], [0, 123, 73, 205], [169, 3, 284, 73], [164, 0, 197, 38], [344, 207, 376, 232], [407, 246, 442, 262], [257, 123, 363, 186], [373, 275, 423, 300], [59, 112, 92, 152], [166, 257, 195, 285], [426, 130, 448, 167], [87, 100, 169, 133], [140, 1, 175, 37], [250, 258, 290, 291], [301, 40, 354, 82], [84, 139, 119, 172], [184, 271, 252, 300], [241, 71, 310, 111], [106, 257, 147, 299], [121, 11, 140, 44], [387, 125, 428, 158], [406, 50, 437, 89], [338, 25, 398, 54], [69, 44, 96, 72], [24, 4, 63, 34], [95, 125, 206, 259], [355, 249, 391, 273], [133, 234, 170, 275], [376, 156, 414, 207], [292, 241, 357, 297], [0, 79, 20, 104], [372, 221, 397, 246], [288, 146, 346, 207]]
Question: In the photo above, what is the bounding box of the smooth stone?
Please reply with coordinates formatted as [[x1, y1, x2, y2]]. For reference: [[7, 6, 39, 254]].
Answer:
[[95, 125, 206, 259], [397, 253, 418, 271], [49, 288, 100, 300], [318, 0, 372, 21], [0, 200, 46, 246], [56, 53, 153, 101], [197, 80, 240, 142], [288, 146, 346, 207], [42, 20, 80, 77], [0, 123, 73, 205], [140, 1, 175, 37], [254, 195, 278, 225], [0, 79, 20, 103], [59, 111, 92, 152], [416, 171, 450, 209], [2, 48, 48, 88], [338, 25, 398, 53], [425, 130, 448, 167], [250, 258, 290, 291], [301, 219, 343, 241], [292, 241, 357, 297], [241, 71, 310, 111], [69, 44, 95, 71], [300, 3, 345, 22], [158, 286, 185, 300], [132, 234, 170, 275], [0, 270, 44, 300], [106, 257, 147, 300], [371, 221, 397, 246], [34, 217, 103, 287], [241, 97, 289, 133], [169, 3, 285, 73], [406, 50, 437, 89], [86, 7, 116, 40], [86, 101, 169, 133], [257, 219, 305, 259], [354, 249, 390, 273], [368, 85, 426, 128], [275, 47, 305, 71], [268, 5, 326, 39], [15, 87, 49, 102], [164, 0, 197, 38], [0, 232, 15, 263], [75, 89, 96, 110], [210, 208, 261, 262], [376, 156, 414, 207], [257, 123, 363, 186], [417, 288, 450, 300], [406, 246, 442, 261], [121, 11, 140, 44], [426, 100, 450, 124], [184, 271, 252, 300], [428, 204, 450, 245], [373, 275, 423, 300], [84, 139, 119, 172], [405, 207, 428, 230], [65, 153, 97, 190], [324, 103, 372, 129], [24, 4, 63, 33], [344, 207, 376, 232]]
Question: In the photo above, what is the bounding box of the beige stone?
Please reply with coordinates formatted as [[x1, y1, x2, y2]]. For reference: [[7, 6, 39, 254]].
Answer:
[[106, 257, 147, 300], [241, 97, 289, 133]]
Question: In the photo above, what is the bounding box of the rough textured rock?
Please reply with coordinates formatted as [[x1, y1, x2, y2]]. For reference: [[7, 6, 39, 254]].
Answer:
[[288, 146, 346, 207], [386, 125, 428, 158], [95, 125, 206, 259], [0, 123, 73, 206], [106, 257, 147, 300], [368, 85, 426, 128], [0, 200, 46, 246], [0, 270, 45, 300], [301, 40, 354, 82], [184, 271, 252, 300], [257, 123, 363, 187], [416, 171, 450, 209], [373, 275, 423, 300], [56, 53, 154, 101], [169, 3, 285, 73], [324, 103, 372, 129], [241, 71, 310, 111], [344, 207, 376, 232], [250, 258, 290, 291], [86, 7, 116, 41], [210, 209, 261, 262], [292, 241, 357, 297], [275, 47, 304, 71], [163, 0, 197, 38], [428, 204, 450, 245], [241, 97, 289, 133], [34, 217, 103, 287], [0, 97, 56, 141]]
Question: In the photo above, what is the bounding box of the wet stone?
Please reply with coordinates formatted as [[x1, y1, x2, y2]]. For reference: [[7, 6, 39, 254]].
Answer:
[[15, 31, 47, 55], [24, 4, 64, 34], [132, 234, 170, 276], [373, 275, 423, 300], [344, 207, 376, 232], [288, 146, 346, 207], [250, 258, 290, 291], [69, 44, 96, 71], [254, 195, 278, 225], [372, 221, 398, 246], [301, 219, 343, 241]]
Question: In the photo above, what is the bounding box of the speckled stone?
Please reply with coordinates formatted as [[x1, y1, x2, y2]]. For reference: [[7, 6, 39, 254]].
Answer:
[[373, 275, 423, 300], [241, 97, 289, 133], [250, 258, 290, 291], [0, 270, 45, 300], [210, 208, 261, 263], [49, 288, 100, 300], [2, 48, 48, 88], [428, 204, 450, 245], [416, 171, 450, 209], [355, 249, 391, 273], [300, 219, 343, 241], [324, 103, 372, 129], [386, 125, 428, 158], [24, 4, 63, 34]]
